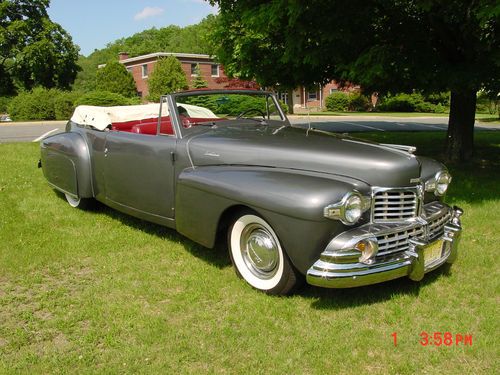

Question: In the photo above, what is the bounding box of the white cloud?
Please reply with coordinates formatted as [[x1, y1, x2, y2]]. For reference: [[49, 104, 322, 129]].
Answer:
[[134, 6, 164, 21]]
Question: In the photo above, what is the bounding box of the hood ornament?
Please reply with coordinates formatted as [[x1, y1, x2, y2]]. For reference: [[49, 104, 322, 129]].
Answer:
[[380, 143, 417, 154]]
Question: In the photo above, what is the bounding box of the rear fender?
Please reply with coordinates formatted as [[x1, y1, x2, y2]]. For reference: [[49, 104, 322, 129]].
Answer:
[[40, 132, 93, 198]]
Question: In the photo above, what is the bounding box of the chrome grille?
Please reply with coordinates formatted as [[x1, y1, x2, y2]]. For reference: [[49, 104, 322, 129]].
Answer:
[[372, 189, 419, 222], [375, 203, 450, 257]]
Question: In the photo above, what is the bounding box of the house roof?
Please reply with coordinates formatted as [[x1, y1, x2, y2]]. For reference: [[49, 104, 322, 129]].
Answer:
[[120, 52, 213, 64]]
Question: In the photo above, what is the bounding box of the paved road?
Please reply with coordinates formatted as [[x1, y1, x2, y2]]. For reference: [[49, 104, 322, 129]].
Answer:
[[0, 117, 498, 143], [289, 115, 499, 133], [0, 121, 67, 143]]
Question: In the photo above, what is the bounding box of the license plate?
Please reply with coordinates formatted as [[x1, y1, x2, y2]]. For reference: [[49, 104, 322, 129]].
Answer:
[[424, 240, 444, 266]]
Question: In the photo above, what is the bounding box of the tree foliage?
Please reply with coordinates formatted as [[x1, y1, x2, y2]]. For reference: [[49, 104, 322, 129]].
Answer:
[[0, 0, 80, 95], [210, 0, 499, 161], [147, 56, 188, 102], [73, 15, 217, 93], [95, 61, 137, 98], [191, 64, 208, 89]]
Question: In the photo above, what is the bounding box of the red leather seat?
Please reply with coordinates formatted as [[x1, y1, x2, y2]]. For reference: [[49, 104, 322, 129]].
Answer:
[[130, 118, 174, 135]]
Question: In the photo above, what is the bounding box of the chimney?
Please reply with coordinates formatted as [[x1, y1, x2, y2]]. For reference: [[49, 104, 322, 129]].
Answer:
[[118, 52, 129, 61]]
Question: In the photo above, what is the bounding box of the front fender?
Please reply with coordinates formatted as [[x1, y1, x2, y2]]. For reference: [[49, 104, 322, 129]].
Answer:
[[175, 166, 369, 273]]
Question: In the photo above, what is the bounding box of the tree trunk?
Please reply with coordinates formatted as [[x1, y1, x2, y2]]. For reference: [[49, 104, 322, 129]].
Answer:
[[445, 90, 476, 162], [287, 88, 294, 114]]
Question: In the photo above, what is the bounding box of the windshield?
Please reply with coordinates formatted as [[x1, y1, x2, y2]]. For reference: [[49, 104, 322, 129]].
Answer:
[[164, 91, 288, 133]]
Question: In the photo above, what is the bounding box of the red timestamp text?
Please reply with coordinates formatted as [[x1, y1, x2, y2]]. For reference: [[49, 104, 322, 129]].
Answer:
[[419, 331, 473, 346], [391, 332, 473, 346]]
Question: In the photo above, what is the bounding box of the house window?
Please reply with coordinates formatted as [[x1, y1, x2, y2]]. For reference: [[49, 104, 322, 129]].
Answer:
[[142, 64, 148, 78], [191, 63, 197, 76], [329, 88, 338, 94], [211, 64, 219, 77], [277, 92, 288, 105], [307, 91, 318, 101]]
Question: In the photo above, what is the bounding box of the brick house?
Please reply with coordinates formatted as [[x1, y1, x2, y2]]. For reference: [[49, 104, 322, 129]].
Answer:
[[276, 81, 362, 112], [117, 52, 228, 98], [115, 51, 358, 110]]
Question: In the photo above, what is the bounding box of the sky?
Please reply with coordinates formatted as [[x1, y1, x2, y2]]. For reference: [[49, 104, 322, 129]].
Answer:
[[47, 0, 218, 56]]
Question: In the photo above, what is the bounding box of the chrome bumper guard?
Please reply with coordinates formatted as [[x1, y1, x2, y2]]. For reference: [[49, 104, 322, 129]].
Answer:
[[306, 203, 463, 288]]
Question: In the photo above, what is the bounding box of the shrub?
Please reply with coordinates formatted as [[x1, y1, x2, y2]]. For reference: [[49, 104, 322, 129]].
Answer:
[[378, 93, 418, 112], [476, 91, 499, 115], [54, 91, 80, 120], [181, 94, 288, 116], [8, 88, 56, 120], [0, 96, 13, 113], [74, 91, 140, 107], [95, 61, 137, 98], [414, 101, 436, 113], [425, 92, 450, 106], [348, 92, 371, 111], [325, 92, 350, 111], [377, 92, 450, 113]]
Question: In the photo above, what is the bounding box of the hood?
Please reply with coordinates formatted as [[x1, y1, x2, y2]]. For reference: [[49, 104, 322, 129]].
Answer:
[[187, 123, 421, 187]]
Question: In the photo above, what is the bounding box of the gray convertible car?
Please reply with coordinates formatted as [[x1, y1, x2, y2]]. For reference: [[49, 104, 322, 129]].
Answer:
[[40, 89, 463, 295]]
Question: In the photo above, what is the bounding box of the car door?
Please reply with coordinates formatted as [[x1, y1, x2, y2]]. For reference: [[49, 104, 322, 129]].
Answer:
[[102, 128, 176, 221]]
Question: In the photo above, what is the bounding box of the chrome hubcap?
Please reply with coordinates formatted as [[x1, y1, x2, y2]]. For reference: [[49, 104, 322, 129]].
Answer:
[[240, 224, 279, 279]]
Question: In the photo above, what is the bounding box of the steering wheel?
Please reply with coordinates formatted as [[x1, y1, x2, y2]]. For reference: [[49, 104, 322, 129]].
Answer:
[[236, 108, 266, 119]]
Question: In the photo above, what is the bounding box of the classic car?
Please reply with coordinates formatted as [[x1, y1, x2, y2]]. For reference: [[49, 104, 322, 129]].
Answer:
[[39, 89, 463, 295]]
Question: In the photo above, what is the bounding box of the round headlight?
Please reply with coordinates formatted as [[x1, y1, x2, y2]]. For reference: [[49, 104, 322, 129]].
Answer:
[[344, 194, 362, 224], [435, 170, 452, 196]]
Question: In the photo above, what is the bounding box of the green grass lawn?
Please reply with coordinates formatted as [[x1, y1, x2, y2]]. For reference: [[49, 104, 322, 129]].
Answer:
[[1, 132, 499, 374]]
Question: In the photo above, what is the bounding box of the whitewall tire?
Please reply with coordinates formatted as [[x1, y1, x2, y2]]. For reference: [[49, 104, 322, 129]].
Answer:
[[228, 213, 299, 295], [64, 193, 91, 209]]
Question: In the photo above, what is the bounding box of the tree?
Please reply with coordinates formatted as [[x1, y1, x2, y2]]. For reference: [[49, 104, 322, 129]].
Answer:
[[209, 0, 500, 161], [191, 64, 208, 89], [147, 56, 188, 102], [95, 61, 137, 97], [0, 0, 80, 94]]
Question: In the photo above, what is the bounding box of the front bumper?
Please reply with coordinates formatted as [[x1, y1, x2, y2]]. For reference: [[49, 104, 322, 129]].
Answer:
[[306, 203, 463, 288]]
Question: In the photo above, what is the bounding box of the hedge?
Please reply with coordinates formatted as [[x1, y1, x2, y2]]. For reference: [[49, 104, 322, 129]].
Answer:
[[8, 88, 56, 121], [74, 91, 140, 107], [377, 92, 448, 113]]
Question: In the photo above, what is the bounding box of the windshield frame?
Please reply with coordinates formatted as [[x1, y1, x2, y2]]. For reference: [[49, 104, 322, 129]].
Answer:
[[162, 89, 290, 139]]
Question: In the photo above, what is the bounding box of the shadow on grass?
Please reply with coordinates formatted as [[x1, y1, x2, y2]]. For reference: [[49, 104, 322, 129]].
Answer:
[[300, 264, 453, 310], [53, 191, 232, 270]]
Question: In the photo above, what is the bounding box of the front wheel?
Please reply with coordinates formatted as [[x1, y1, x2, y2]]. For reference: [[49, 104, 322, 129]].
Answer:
[[228, 213, 300, 295]]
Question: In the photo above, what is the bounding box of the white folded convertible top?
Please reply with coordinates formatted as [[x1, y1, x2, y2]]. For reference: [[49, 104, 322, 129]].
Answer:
[[70, 103, 218, 131]]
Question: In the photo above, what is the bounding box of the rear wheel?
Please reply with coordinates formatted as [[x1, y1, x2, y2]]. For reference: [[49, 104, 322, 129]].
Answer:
[[228, 212, 299, 295], [64, 193, 92, 209]]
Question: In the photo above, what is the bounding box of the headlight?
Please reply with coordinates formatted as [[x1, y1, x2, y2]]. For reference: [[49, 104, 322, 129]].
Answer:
[[425, 170, 452, 196], [345, 194, 362, 223], [435, 170, 452, 195], [324, 191, 369, 225]]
